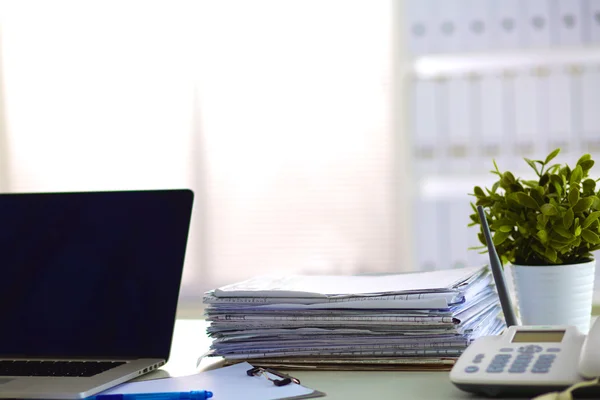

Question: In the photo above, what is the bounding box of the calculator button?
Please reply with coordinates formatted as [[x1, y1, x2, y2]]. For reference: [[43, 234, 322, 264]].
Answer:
[[532, 368, 550, 373], [490, 360, 510, 367], [499, 348, 513, 352], [518, 345, 543, 354], [508, 368, 526, 373], [486, 367, 504, 373], [465, 366, 479, 373], [515, 356, 533, 362], [518, 347, 533, 354], [547, 348, 561, 353], [490, 363, 508, 369], [515, 354, 533, 359], [511, 361, 530, 366], [535, 358, 554, 363], [533, 361, 552, 367]]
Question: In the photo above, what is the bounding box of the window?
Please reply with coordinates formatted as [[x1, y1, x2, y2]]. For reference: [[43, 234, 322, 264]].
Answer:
[[0, 1, 404, 302]]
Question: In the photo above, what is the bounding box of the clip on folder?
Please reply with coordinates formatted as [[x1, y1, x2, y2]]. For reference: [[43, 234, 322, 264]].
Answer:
[[246, 366, 301, 386]]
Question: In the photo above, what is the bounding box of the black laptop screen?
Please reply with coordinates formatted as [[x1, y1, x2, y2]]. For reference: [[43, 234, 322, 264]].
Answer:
[[0, 189, 193, 360]]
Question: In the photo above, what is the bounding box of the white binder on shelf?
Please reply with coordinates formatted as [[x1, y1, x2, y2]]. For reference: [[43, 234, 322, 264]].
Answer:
[[411, 78, 441, 177], [436, 198, 451, 270], [479, 73, 507, 167], [550, 0, 584, 46], [414, 198, 441, 271], [547, 67, 573, 153], [489, 0, 522, 49], [580, 65, 600, 152], [523, 0, 552, 48], [406, 0, 433, 55], [589, 0, 600, 43], [513, 70, 540, 161], [534, 67, 551, 157], [430, 0, 462, 54], [447, 198, 472, 270], [461, 0, 489, 53], [446, 77, 473, 174]]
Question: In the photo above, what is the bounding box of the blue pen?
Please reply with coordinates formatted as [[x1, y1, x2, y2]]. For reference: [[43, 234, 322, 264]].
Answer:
[[94, 390, 213, 400]]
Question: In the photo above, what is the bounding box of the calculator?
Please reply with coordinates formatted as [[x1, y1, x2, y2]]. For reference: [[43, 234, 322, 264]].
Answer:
[[450, 324, 589, 397]]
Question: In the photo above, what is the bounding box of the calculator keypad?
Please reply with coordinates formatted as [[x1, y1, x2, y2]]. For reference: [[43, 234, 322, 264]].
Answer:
[[471, 347, 560, 375], [531, 354, 556, 373], [486, 354, 511, 373], [508, 354, 533, 373]]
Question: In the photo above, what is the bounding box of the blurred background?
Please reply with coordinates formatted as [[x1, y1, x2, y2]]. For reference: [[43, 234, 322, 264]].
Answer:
[[0, 0, 598, 312]]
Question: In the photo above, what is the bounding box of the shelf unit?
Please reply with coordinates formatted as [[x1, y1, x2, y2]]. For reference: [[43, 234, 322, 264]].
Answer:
[[399, 0, 600, 273]]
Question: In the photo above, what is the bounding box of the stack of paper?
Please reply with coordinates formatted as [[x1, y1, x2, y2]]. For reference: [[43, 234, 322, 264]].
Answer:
[[202, 266, 505, 370]]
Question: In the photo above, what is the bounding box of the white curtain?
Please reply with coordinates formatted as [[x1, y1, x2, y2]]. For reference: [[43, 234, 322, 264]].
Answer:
[[0, 0, 405, 301]]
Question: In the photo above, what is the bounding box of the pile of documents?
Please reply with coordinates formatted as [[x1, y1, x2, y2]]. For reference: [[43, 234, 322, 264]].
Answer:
[[202, 265, 505, 370]]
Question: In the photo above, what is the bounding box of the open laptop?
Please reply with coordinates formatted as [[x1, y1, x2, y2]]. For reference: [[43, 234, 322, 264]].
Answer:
[[0, 189, 194, 399]]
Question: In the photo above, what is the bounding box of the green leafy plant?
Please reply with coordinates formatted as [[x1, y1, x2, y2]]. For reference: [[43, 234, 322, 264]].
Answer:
[[469, 148, 600, 266]]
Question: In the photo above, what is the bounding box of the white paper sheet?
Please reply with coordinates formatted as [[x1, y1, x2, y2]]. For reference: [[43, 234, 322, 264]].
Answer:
[[214, 266, 485, 298], [99, 362, 317, 400]]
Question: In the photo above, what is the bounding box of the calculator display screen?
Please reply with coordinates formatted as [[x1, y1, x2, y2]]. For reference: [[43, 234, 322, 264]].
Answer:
[[511, 330, 566, 343]]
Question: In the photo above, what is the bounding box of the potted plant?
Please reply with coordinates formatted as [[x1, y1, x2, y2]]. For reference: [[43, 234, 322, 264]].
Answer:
[[469, 148, 598, 333]]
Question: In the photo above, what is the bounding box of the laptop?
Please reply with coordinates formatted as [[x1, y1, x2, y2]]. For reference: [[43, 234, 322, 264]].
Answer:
[[0, 189, 194, 399]]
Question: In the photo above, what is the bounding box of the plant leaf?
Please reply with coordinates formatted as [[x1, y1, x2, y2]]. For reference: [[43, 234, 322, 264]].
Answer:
[[577, 153, 592, 165], [582, 211, 600, 229], [537, 229, 549, 244], [563, 208, 574, 229], [553, 225, 574, 239], [573, 197, 595, 213], [540, 203, 558, 216], [570, 165, 583, 186], [491, 181, 500, 194], [524, 158, 540, 176], [515, 193, 540, 209], [493, 230, 511, 246], [581, 229, 600, 244], [545, 247, 558, 263], [545, 148, 561, 165], [580, 160, 595, 174], [583, 179, 596, 194], [569, 189, 580, 207]]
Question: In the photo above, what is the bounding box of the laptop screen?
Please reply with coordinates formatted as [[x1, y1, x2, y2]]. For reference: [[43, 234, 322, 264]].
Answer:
[[0, 189, 194, 360]]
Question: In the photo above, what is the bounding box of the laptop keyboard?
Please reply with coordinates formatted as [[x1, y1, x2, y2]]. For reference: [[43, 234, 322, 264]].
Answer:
[[0, 360, 126, 377]]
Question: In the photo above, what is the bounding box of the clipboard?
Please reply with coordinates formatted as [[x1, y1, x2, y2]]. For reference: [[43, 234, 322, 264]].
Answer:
[[98, 362, 325, 400]]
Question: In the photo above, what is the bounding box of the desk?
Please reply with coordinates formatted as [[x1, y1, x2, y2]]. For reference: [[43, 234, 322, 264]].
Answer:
[[139, 319, 535, 400]]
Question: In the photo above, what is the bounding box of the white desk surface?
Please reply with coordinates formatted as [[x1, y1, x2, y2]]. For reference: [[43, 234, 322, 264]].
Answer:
[[137, 319, 535, 400]]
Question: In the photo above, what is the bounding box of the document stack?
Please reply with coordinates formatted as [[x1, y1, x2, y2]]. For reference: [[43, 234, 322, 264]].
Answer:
[[202, 266, 505, 370]]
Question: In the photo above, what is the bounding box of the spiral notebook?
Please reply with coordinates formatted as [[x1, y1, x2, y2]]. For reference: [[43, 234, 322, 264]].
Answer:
[[99, 362, 325, 400]]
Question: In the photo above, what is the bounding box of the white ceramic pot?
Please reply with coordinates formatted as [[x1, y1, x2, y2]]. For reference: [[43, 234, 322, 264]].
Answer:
[[511, 260, 596, 334]]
